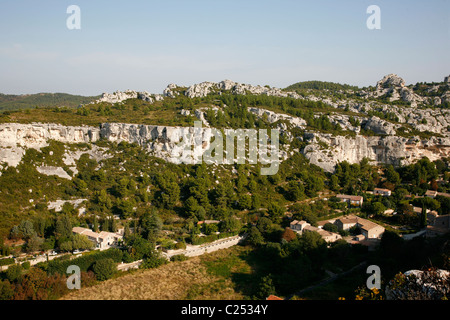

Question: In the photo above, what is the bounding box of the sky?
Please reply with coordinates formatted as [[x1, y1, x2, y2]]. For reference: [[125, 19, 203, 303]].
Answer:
[[0, 0, 449, 96]]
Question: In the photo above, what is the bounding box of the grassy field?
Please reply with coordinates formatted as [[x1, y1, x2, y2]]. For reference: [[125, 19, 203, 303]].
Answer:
[[62, 246, 256, 300]]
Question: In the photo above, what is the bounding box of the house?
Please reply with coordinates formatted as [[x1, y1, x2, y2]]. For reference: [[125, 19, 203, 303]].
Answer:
[[197, 220, 221, 225], [373, 188, 392, 197], [358, 219, 385, 239], [290, 220, 342, 243], [301, 225, 342, 243], [336, 194, 363, 207], [437, 192, 450, 198], [335, 215, 385, 239], [425, 190, 438, 198], [427, 214, 450, 237], [72, 227, 123, 250], [290, 220, 310, 232], [335, 217, 357, 231]]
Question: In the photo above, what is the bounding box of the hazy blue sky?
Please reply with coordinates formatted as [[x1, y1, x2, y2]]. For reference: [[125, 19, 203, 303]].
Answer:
[[0, 0, 449, 95]]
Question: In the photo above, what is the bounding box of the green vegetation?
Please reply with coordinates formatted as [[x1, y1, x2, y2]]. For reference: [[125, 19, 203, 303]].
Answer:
[[0, 82, 449, 300], [285, 81, 359, 92], [0, 93, 99, 111]]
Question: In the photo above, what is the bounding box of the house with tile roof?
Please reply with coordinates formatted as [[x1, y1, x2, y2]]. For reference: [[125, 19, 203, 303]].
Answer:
[[334, 215, 385, 239], [336, 194, 364, 207], [72, 227, 123, 250], [290, 220, 342, 243], [373, 188, 392, 196]]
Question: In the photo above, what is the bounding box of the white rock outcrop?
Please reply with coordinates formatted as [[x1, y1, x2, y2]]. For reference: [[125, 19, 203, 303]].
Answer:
[[302, 132, 450, 172]]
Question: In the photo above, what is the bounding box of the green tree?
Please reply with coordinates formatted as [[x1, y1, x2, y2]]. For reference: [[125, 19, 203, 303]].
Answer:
[[219, 217, 242, 233], [385, 165, 401, 185], [18, 220, 36, 240], [92, 258, 117, 281], [247, 227, 264, 247], [26, 235, 44, 253], [139, 209, 163, 243], [6, 264, 22, 282], [257, 275, 276, 299], [238, 194, 252, 210], [72, 234, 94, 251], [267, 202, 285, 224], [371, 202, 387, 216], [55, 215, 72, 241], [285, 180, 304, 201]]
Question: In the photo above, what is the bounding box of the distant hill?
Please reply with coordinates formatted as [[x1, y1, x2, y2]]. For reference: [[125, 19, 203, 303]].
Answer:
[[284, 80, 359, 92], [0, 93, 100, 111]]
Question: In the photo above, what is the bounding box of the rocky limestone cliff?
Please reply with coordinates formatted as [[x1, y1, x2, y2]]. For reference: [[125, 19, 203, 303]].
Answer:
[[2, 74, 449, 174], [1, 121, 449, 174], [302, 132, 450, 172]]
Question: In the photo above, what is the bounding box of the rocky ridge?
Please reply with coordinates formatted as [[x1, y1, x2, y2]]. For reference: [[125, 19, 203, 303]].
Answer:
[[2, 74, 450, 174]]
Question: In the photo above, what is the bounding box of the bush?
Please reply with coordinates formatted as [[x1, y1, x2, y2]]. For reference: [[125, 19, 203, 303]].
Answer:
[[47, 248, 123, 275], [174, 241, 186, 250], [170, 254, 188, 262], [92, 258, 117, 281], [21, 261, 31, 270], [141, 256, 167, 269], [5, 264, 22, 282], [0, 258, 15, 266]]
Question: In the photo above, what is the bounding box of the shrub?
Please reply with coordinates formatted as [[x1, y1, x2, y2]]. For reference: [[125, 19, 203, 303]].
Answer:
[[5, 264, 22, 282], [0, 258, 15, 266], [170, 254, 188, 262], [174, 241, 186, 250], [92, 258, 117, 281], [141, 256, 167, 269], [47, 248, 123, 275]]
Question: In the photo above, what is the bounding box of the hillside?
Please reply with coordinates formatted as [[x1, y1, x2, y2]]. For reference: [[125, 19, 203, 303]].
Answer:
[[284, 80, 359, 92], [0, 93, 100, 112], [0, 74, 449, 301]]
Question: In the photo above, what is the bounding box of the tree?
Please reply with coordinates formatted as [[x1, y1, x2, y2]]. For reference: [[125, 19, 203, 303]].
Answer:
[[92, 258, 117, 281], [59, 240, 73, 252], [247, 227, 264, 247], [256, 217, 272, 234], [55, 215, 72, 241], [300, 230, 326, 252], [160, 181, 180, 209], [26, 235, 44, 253], [371, 202, 387, 216], [323, 223, 338, 233], [267, 202, 285, 223], [385, 165, 401, 185], [281, 228, 297, 242], [219, 217, 242, 234], [72, 234, 94, 251], [0, 280, 14, 300], [116, 198, 135, 218], [285, 181, 304, 201], [140, 209, 163, 243], [18, 220, 36, 240], [420, 206, 427, 228], [126, 235, 154, 261], [9, 226, 21, 241], [257, 275, 276, 299], [185, 196, 200, 218], [6, 264, 22, 282], [115, 178, 130, 198], [238, 194, 252, 210], [93, 217, 99, 232], [330, 175, 340, 192]]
